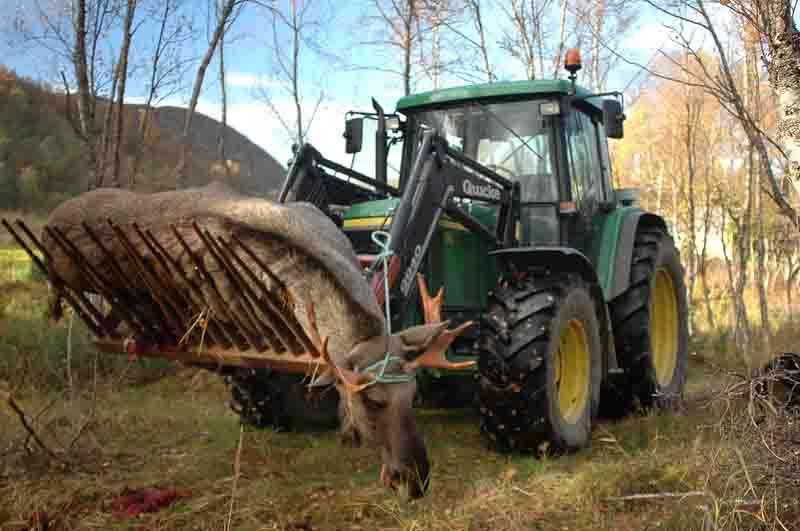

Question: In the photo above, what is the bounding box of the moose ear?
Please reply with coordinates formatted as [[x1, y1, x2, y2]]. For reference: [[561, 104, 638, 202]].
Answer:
[[394, 322, 450, 353]]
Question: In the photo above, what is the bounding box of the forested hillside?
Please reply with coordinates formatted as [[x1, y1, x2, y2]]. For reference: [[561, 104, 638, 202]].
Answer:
[[0, 67, 285, 213]]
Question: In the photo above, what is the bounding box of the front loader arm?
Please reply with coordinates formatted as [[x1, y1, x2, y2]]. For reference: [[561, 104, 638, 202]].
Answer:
[[373, 131, 519, 330], [279, 143, 398, 214]]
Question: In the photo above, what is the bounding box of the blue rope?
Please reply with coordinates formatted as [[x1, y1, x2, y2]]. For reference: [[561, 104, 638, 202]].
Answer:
[[361, 231, 414, 385]]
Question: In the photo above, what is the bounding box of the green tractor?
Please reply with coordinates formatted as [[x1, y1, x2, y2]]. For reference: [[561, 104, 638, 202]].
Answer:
[[5, 55, 689, 455], [264, 56, 689, 451]]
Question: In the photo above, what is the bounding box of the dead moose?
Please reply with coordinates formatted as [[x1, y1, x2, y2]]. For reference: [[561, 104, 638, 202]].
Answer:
[[4, 182, 474, 498]]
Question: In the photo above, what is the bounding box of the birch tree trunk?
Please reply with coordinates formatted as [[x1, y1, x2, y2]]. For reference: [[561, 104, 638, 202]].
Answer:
[[466, 0, 494, 81], [552, 0, 568, 77], [97, 61, 118, 186], [290, 0, 303, 145], [73, 0, 93, 143], [590, 0, 606, 91], [72, 0, 99, 189], [758, 0, 800, 194], [175, 0, 239, 188], [218, 24, 229, 178], [110, 0, 138, 188]]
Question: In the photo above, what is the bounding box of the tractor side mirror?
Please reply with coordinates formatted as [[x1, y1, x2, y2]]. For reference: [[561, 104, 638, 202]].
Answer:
[[344, 117, 364, 154], [603, 100, 625, 139]]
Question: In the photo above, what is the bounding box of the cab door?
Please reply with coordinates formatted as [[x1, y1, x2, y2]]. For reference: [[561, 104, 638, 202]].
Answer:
[[564, 106, 608, 261]]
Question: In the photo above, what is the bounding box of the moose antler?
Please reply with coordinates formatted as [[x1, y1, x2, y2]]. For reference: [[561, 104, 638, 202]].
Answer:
[[405, 275, 476, 372], [306, 302, 374, 393], [418, 276, 444, 323]]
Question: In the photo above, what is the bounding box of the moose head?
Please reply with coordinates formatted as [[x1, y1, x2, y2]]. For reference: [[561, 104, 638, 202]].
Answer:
[[305, 276, 473, 498]]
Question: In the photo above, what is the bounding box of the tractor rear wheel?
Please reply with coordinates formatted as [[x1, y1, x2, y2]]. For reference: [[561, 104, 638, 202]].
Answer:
[[478, 274, 602, 452], [225, 369, 340, 431], [605, 225, 688, 415]]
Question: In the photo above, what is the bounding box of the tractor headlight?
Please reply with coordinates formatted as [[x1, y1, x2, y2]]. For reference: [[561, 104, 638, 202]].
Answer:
[[386, 116, 402, 131], [540, 102, 561, 116]]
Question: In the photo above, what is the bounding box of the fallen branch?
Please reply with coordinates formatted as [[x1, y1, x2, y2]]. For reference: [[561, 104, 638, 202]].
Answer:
[[1, 389, 67, 465], [606, 491, 764, 511], [606, 491, 707, 501]]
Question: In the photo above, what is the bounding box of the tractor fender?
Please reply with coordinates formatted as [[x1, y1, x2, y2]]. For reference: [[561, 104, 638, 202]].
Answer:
[[490, 247, 619, 373], [608, 211, 669, 301], [490, 246, 599, 286]]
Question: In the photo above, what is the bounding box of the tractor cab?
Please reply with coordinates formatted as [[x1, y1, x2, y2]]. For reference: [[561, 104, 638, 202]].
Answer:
[[393, 80, 625, 253], [336, 78, 625, 274]]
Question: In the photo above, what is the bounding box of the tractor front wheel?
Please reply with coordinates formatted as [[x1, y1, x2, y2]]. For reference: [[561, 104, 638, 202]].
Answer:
[[478, 274, 602, 452]]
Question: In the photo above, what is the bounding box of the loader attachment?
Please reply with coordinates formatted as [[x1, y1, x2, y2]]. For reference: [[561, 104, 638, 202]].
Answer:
[[0, 181, 387, 376], [2, 217, 324, 373]]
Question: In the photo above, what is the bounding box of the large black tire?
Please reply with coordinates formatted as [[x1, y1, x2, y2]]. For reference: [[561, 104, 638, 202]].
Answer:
[[478, 274, 602, 452], [225, 369, 340, 431], [606, 225, 689, 415]]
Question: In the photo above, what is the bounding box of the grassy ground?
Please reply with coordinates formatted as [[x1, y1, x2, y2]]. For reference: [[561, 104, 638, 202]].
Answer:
[[4, 364, 796, 531], [1, 263, 798, 530]]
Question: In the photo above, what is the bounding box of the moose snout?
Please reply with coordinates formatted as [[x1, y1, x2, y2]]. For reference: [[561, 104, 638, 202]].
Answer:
[[381, 414, 431, 498]]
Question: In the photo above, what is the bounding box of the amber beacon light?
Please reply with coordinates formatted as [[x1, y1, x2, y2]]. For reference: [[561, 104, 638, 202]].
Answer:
[[564, 48, 582, 74]]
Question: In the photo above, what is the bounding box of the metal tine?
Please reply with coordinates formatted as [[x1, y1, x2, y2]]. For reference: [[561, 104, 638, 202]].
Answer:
[[2, 219, 105, 337], [197, 226, 279, 352], [81, 221, 163, 339], [129, 222, 214, 344], [212, 235, 294, 354], [13, 219, 107, 333], [46, 226, 144, 338], [200, 227, 284, 354], [191, 223, 264, 352], [132, 223, 220, 347], [218, 235, 304, 355], [105, 223, 173, 338], [230, 233, 288, 293], [143, 228, 229, 348], [108, 220, 186, 341], [224, 236, 314, 356], [170, 224, 248, 351]]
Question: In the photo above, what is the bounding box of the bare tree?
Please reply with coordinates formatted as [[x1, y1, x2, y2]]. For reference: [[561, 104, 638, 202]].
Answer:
[[366, 0, 423, 95], [635, 0, 797, 228], [257, 0, 329, 147], [500, 0, 553, 80], [175, 0, 246, 188], [109, 0, 139, 187], [573, 0, 635, 91], [73, 0, 94, 145], [465, 0, 495, 81], [18, 0, 120, 187], [131, 0, 193, 184], [720, 0, 800, 202], [552, 0, 569, 77], [415, 0, 496, 83]]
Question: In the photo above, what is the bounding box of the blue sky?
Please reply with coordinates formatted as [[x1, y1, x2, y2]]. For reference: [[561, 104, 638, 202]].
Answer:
[[0, 0, 675, 168]]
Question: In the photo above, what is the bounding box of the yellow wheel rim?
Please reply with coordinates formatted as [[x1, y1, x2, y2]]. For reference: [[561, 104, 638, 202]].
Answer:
[[554, 319, 590, 424], [650, 268, 679, 387]]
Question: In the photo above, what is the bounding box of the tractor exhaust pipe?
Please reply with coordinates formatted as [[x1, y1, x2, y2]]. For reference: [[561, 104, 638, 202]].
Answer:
[[372, 98, 388, 185]]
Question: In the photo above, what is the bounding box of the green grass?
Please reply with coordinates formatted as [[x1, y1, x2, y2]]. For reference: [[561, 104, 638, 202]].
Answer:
[[0, 248, 43, 283], [2, 358, 796, 530], [1, 277, 798, 530], [0, 375, 788, 530]]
